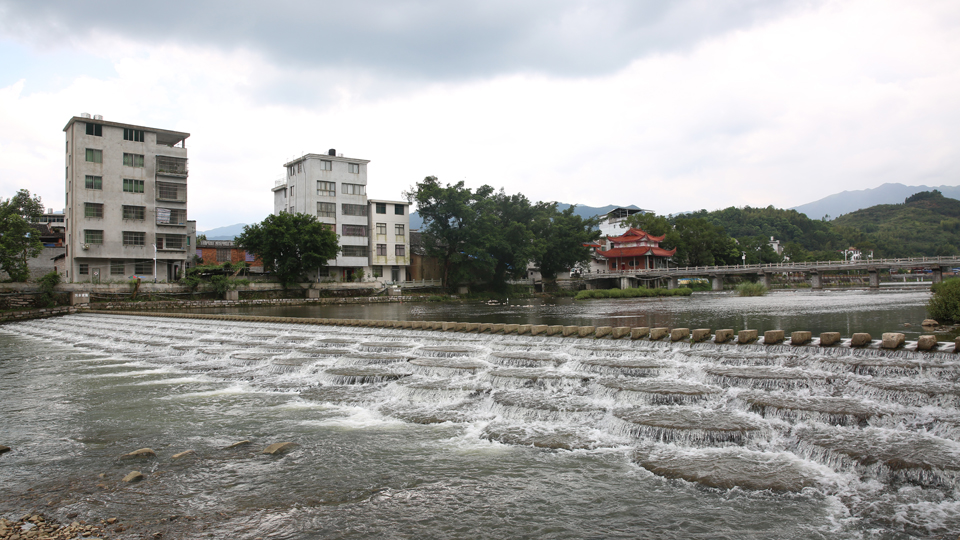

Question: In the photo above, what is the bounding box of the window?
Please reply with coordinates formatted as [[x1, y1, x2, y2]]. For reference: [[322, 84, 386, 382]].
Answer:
[[342, 225, 367, 237], [155, 207, 186, 225], [395, 224, 405, 238], [217, 248, 231, 262], [373, 266, 383, 278], [288, 165, 294, 177], [375, 203, 386, 214], [123, 128, 145, 142], [123, 153, 145, 167], [123, 179, 145, 193], [348, 163, 360, 173], [341, 204, 367, 216], [157, 235, 185, 250], [84, 203, 103, 219], [122, 206, 145, 220], [134, 260, 152, 274], [85, 149, 102, 163], [157, 182, 185, 201], [245, 251, 255, 263], [123, 231, 145, 246], [319, 160, 332, 171], [317, 202, 336, 218], [317, 181, 335, 196], [376, 244, 387, 256], [342, 245, 367, 257], [298, 162, 302, 173], [376, 223, 386, 235], [290, 185, 295, 198], [342, 183, 365, 195], [85, 123, 102, 136], [84, 175, 102, 189], [395, 245, 406, 257], [395, 204, 405, 215], [84, 230, 103, 244], [79, 263, 89, 275], [110, 261, 125, 275]]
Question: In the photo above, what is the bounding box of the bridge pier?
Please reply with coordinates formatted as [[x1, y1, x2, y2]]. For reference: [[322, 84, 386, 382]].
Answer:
[[868, 268, 880, 289], [809, 271, 822, 290], [758, 272, 771, 289], [619, 276, 636, 290], [711, 275, 723, 291], [667, 276, 678, 290], [933, 266, 944, 285]]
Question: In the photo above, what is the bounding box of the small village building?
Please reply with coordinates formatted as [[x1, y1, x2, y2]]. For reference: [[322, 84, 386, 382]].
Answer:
[[197, 239, 264, 272], [597, 227, 675, 271]]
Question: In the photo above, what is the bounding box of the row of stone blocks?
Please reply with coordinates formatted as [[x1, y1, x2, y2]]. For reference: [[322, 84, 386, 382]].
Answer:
[[86, 311, 959, 352]]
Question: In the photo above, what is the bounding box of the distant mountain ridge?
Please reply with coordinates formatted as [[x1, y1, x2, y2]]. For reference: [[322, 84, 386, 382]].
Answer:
[[199, 223, 248, 240], [791, 183, 960, 220]]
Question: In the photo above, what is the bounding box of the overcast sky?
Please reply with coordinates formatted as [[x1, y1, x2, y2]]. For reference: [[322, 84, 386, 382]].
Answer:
[[1, 0, 959, 231]]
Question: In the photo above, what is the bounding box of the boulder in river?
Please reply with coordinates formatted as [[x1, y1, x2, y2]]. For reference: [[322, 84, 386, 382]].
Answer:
[[122, 470, 144, 482], [224, 440, 251, 449], [0, 445, 10, 455], [120, 448, 156, 460], [262, 442, 298, 455], [172, 449, 195, 460]]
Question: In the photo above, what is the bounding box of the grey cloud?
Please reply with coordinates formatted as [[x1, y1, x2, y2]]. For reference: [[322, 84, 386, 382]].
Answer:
[[0, 0, 816, 80]]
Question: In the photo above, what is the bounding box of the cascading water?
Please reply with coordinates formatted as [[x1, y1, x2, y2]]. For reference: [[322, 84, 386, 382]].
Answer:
[[2, 312, 960, 539]]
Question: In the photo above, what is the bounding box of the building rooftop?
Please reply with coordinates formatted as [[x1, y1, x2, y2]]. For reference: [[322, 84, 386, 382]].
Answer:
[[283, 152, 371, 168], [63, 116, 190, 147]]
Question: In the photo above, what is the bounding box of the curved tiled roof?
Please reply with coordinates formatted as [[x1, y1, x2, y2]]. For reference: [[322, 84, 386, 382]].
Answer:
[[606, 227, 666, 244]]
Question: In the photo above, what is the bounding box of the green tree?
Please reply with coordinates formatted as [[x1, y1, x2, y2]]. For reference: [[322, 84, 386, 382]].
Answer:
[[0, 189, 44, 282], [531, 204, 601, 289], [236, 212, 339, 286], [622, 212, 671, 236]]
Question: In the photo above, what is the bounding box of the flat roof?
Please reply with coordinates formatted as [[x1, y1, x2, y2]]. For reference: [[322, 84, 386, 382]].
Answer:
[[284, 153, 371, 167], [368, 199, 408, 205], [63, 116, 190, 146]]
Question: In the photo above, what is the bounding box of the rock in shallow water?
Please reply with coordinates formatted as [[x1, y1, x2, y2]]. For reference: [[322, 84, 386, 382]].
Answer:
[[120, 447, 156, 460], [122, 470, 144, 482], [262, 442, 298, 455]]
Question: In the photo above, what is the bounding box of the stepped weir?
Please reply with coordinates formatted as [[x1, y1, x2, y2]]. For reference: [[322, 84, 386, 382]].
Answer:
[[4, 311, 960, 537]]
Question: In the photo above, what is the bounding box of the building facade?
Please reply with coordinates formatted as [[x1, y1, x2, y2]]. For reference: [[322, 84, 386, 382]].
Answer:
[[197, 239, 264, 272], [596, 227, 675, 271], [64, 114, 192, 282], [271, 150, 410, 283]]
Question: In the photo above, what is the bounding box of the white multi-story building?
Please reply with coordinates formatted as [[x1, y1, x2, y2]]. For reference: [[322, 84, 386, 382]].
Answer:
[[368, 199, 410, 283], [63, 114, 193, 283], [271, 150, 409, 283]]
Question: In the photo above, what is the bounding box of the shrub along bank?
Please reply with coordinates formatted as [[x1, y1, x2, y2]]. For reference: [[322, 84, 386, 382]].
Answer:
[[929, 278, 960, 323], [575, 287, 693, 300]]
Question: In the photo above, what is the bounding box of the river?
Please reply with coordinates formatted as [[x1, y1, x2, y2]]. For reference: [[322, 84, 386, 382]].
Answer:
[[1, 290, 958, 539]]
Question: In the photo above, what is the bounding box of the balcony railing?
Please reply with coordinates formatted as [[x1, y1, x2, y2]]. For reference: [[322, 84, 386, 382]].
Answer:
[[156, 207, 187, 226], [156, 182, 187, 202], [156, 156, 188, 177]]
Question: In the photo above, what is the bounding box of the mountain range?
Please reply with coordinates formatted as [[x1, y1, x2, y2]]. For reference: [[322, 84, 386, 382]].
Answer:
[[790, 183, 960, 220]]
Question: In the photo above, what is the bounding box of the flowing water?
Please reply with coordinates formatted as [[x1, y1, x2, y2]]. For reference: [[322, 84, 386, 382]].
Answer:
[[195, 289, 939, 340], [2, 303, 959, 539]]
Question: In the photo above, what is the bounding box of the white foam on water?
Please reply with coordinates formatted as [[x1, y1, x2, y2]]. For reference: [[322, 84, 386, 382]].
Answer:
[[301, 405, 407, 430]]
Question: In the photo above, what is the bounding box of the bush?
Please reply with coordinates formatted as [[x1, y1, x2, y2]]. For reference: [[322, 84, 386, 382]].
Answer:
[[36, 271, 61, 307], [736, 282, 768, 297], [929, 278, 960, 323], [575, 287, 692, 300]]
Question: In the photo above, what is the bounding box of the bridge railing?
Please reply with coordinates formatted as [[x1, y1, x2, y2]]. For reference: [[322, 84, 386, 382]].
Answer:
[[584, 255, 960, 279]]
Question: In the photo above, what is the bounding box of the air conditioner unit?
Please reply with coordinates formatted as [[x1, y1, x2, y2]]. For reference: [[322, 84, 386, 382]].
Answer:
[[82, 243, 89, 250]]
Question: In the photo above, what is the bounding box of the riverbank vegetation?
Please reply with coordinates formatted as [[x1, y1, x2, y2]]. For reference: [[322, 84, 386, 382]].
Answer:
[[575, 287, 692, 300], [236, 212, 340, 286], [929, 278, 960, 323], [735, 282, 768, 297]]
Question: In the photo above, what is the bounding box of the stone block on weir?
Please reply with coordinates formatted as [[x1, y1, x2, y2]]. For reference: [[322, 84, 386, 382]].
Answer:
[[562, 326, 579, 337], [763, 330, 785, 345], [649, 328, 669, 341], [691, 329, 711, 343], [631, 327, 650, 340], [881, 333, 905, 350], [578, 326, 596, 338], [455, 322, 468, 332], [546, 325, 564, 336], [670, 328, 690, 342], [819, 332, 841, 346], [612, 327, 632, 339], [595, 326, 612, 338], [503, 324, 519, 334], [917, 335, 938, 351], [714, 329, 734, 343], [737, 330, 758, 344], [790, 331, 812, 345], [518, 325, 532, 335], [531, 325, 548, 336], [491, 323, 505, 334], [850, 333, 872, 347], [465, 322, 480, 332]]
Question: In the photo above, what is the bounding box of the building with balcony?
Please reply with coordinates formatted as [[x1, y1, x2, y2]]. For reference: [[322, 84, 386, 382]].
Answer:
[[271, 149, 409, 283], [63, 114, 193, 282]]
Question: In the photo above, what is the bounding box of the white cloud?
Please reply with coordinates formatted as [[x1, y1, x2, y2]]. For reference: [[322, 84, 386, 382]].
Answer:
[[0, 0, 959, 230]]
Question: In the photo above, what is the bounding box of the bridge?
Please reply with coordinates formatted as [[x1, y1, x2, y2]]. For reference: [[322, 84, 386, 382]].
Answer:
[[582, 256, 960, 291]]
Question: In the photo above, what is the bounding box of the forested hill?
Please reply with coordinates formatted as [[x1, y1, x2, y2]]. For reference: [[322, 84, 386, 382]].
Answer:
[[830, 190, 960, 258]]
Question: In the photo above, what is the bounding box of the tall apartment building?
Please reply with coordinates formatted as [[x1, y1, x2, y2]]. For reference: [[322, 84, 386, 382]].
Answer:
[[368, 199, 409, 282], [271, 150, 408, 282], [63, 114, 193, 283]]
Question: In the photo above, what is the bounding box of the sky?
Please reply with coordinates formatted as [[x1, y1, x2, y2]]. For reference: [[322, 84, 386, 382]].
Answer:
[[1, 0, 959, 232]]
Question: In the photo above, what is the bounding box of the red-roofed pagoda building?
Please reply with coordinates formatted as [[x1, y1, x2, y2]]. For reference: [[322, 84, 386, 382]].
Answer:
[[597, 227, 675, 271]]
